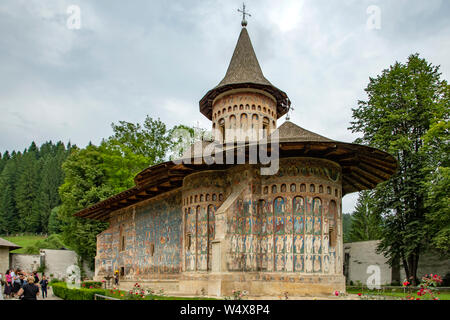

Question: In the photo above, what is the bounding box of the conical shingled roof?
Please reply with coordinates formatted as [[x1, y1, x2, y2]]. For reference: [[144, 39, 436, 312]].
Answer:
[[216, 27, 272, 88], [200, 27, 291, 120]]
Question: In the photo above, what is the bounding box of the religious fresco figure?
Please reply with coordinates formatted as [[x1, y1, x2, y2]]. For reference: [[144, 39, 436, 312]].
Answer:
[[286, 254, 293, 272], [322, 235, 329, 254], [294, 234, 304, 253], [305, 255, 313, 273], [305, 235, 313, 254], [323, 255, 330, 273], [276, 255, 284, 271], [275, 235, 284, 253], [293, 196, 304, 214], [314, 217, 322, 235], [313, 255, 321, 272], [313, 236, 321, 254], [267, 237, 273, 253], [285, 235, 293, 253], [267, 216, 273, 234], [275, 216, 285, 234], [286, 214, 293, 233], [306, 216, 313, 234], [294, 255, 303, 272], [294, 216, 304, 234], [313, 198, 321, 216]]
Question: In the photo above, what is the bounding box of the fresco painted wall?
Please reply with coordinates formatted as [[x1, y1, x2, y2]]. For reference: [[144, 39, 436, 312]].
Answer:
[[182, 171, 225, 272], [225, 158, 342, 275], [95, 191, 183, 278]]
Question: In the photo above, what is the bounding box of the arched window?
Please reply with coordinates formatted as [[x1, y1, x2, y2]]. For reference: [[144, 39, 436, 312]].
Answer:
[[206, 194, 210, 201], [219, 118, 225, 142], [310, 184, 315, 193], [327, 186, 331, 194], [300, 184, 306, 192], [319, 185, 323, 193], [219, 194, 223, 201], [228, 106, 232, 112], [194, 195, 198, 203], [290, 183, 296, 192], [281, 184, 286, 192], [272, 185, 277, 194], [200, 194, 204, 202], [263, 186, 268, 194], [212, 194, 217, 201], [233, 105, 237, 111]]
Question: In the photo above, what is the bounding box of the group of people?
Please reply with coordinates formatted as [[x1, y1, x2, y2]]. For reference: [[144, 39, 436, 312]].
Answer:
[[0, 269, 49, 300]]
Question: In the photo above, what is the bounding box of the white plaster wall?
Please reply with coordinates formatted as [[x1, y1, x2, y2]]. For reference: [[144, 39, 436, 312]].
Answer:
[[344, 240, 392, 285], [0, 248, 10, 273], [10, 253, 40, 272]]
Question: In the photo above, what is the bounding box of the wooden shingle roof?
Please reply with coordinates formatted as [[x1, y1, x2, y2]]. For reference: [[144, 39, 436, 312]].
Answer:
[[199, 27, 291, 120]]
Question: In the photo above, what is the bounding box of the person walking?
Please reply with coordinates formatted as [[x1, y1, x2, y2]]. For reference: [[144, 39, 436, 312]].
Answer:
[[4, 270, 12, 299], [33, 271, 39, 284], [11, 270, 21, 297], [39, 275, 48, 299], [17, 276, 39, 300]]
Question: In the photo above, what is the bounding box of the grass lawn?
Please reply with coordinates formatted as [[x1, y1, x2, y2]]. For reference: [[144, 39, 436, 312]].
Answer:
[[346, 287, 450, 300], [2, 235, 47, 253]]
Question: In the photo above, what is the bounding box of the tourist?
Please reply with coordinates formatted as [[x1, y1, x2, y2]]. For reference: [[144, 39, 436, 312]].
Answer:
[[19, 274, 28, 287], [33, 271, 39, 284], [11, 270, 21, 298], [17, 276, 39, 300], [114, 270, 119, 286], [4, 270, 12, 299], [39, 275, 48, 299]]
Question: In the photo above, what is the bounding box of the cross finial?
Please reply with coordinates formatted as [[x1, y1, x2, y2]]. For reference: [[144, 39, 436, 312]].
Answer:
[[238, 3, 251, 27]]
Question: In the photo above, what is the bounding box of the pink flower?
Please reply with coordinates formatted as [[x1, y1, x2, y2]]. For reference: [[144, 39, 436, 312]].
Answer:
[[334, 291, 339, 296], [357, 293, 362, 296]]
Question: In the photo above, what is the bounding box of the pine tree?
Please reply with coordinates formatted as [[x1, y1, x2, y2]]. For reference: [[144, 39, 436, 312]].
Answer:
[[15, 143, 40, 232], [348, 191, 382, 242]]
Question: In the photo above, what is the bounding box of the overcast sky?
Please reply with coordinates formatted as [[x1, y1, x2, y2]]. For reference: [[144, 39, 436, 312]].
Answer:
[[1, 0, 449, 213]]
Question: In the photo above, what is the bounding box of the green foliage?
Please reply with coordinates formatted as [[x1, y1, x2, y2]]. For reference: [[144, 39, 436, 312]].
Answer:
[[348, 190, 383, 242], [81, 281, 103, 289], [48, 207, 63, 234], [349, 53, 449, 284], [51, 282, 106, 300], [0, 141, 72, 234], [342, 213, 353, 243], [2, 235, 47, 253], [23, 234, 67, 254]]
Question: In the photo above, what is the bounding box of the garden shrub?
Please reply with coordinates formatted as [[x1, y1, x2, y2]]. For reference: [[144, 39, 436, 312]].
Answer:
[[52, 282, 106, 300], [82, 281, 103, 289]]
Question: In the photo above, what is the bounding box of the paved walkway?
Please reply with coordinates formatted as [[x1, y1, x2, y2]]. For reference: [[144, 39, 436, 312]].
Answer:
[[0, 286, 62, 301]]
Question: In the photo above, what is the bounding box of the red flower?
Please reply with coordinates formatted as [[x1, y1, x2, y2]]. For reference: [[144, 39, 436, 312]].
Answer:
[[334, 291, 339, 296], [357, 293, 362, 296]]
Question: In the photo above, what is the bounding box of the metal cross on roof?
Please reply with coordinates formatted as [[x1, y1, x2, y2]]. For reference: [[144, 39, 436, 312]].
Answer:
[[238, 3, 251, 27]]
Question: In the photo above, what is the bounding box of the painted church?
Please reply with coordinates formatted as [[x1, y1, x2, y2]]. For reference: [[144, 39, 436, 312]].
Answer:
[[76, 20, 397, 297]]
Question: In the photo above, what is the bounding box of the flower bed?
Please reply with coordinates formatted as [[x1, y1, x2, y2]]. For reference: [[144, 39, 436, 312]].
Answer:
[[50, 282, 219, 300]]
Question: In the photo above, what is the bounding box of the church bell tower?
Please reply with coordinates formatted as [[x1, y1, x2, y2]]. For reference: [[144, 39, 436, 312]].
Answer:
[[199, 7, 291, 144]]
